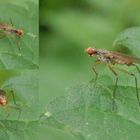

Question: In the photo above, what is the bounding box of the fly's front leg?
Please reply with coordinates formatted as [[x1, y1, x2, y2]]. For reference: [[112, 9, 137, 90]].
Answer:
[[12, 35, 21, 54], [108, 63, 118, 111], [91, 60, 101, 82]]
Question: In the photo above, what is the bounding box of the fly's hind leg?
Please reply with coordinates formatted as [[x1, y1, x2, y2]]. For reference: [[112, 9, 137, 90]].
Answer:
[[133, 64, 140, 74], [116, 67, 140, 107]]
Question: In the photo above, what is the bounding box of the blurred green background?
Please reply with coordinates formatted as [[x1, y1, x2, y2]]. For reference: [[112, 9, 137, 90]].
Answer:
[[40, 0, 140, 139]]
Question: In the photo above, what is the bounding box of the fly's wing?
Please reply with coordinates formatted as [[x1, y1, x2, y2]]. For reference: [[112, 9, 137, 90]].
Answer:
[[0, 23, 9, 30], [104, 51, 140, 65], [0, 23, 12, 38], [0, 23, 5, 28], [131, 56, 140, 64]]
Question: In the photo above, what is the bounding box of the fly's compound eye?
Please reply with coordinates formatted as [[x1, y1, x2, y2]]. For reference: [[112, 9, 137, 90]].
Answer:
[[17, 29, 24, 36], [85, 47, 95, 56], [0, 96, 7, 106]]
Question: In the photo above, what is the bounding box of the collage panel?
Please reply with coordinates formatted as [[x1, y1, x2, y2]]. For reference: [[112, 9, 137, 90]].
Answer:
[[0, 1, 40, 140], [0, 70, 39, 139], [40, 0, 140, 140], [0, 0, 38, 69]]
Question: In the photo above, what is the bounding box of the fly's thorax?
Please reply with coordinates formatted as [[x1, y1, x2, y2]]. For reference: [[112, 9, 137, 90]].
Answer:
[[97, 49, 110, 54], [10, 29, 24, 36], [9, 28, 17, 33], [96, 49, 111, 63], [97, 54, 110, 63]]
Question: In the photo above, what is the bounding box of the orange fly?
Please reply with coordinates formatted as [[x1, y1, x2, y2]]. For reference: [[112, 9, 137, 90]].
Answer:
[[0, 24, 23, 36], [86, 47, 140, 109], [0, 89, 21, 122], [0, 19, 24, 52]]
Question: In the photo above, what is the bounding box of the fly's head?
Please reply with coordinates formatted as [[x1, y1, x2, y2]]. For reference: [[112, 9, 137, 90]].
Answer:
[[16, 29, 24, 36], [0, 89, 7, 106], [85, 47, 97, 56]]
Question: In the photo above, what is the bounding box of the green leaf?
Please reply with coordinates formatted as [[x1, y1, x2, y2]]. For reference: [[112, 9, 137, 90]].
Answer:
[[41, 83, 140, 140], [0, 53, 38, 69], [114, 27, 140, 56], [0, 0, 38, 9], [0, 129, 9, 140], [1, 70, 39, 120], [0, 120, 40, 140], [0, 2, 38, 69], [0, 70, 40, 139]]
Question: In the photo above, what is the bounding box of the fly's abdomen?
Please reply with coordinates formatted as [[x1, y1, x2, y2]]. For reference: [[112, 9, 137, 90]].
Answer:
[[114, 58, 133, 66], [133, 57, 140, 64]]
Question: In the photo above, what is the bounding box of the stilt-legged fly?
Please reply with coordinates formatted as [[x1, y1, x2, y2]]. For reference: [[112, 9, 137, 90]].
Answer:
[[0, 89, 21, 127], [86, 47, 140, 109], [0, 19, 24, 53]]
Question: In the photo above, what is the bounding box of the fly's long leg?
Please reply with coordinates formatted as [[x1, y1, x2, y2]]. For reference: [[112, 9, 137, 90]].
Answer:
[[9, 90, 21, 120], [6, 90, 21, 129], [115, 67, 140, 107], [13, 36, 21, 54], [108, 63, 118, 110], [133, 64, 140, 74], [91, 60, 101, 82], [7, 90, 16, 104], [134, 76, 140, 106]]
